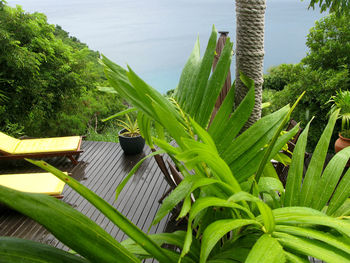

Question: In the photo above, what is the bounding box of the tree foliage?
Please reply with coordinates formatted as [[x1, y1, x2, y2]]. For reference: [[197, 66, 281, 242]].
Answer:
[[265, 13, 350, 149], [0, 4, 124, 137], [303, 14, 350, 70], [307, 0, 350, 15]]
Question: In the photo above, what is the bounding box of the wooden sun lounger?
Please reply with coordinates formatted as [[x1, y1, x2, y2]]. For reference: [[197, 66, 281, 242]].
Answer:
[[0, 132, 83, 164]]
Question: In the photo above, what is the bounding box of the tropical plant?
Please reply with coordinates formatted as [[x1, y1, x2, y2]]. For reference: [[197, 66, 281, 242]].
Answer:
[[116, 114, 140, 137], [102, 108, 140, 137], [1, 27, 350, 262], [328, 90, 350, 138]]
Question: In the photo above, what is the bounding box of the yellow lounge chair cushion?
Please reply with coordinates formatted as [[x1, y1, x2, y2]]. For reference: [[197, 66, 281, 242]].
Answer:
[[14, 136, 81, 154], [0, 132, 20, 154], [0, 172, 66, 195]]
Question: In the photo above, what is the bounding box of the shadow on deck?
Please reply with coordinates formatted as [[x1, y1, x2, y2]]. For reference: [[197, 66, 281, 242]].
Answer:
[[0, 141, 172, 253]]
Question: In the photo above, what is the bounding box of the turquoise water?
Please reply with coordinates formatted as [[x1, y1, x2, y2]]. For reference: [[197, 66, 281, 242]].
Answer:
[[8, 0, 325, 93]]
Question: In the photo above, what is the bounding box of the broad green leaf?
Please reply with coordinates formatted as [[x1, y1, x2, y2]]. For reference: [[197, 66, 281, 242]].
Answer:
[[0, 237, 88, 263], [276, 225, 350, 255], [273, 152, 291, 166], [196, 38, 233, 127], [300, 110, 339, 207], [0, 185, 139, 263], [102, 56, 155, 119], [126, 66, 182, 124], [152, 176, 218, 226], [208, 81, 236, 138], [153, 137, 181, 156], [179, 196, 255, 260], [274, 232, 350, 263], [188, 26, 218, 118], [255, 92, 304, 183], [115, 150, 165, 200], [102, 107, 136, 122], [137, 111, 153, 147], [152, 101, 189, 148], [284, 120, 312, 207], [332, 198, 350, 217], [26, 159, 172, 263], [327, 166, 350, 215], [262, 161, 279, 180], [312, 146, 350, 210], [258, 177, 284, 194], [122, 231, 200, 263], [245, 234, 285, 263], [190, 118, 217, 151], [209, 246, 250, 263], [178, 138, 240, 193], [175, 36, 202, 110], [210, 76, 254, 152], [284, 251, 309, 263], [200, 219, 261, 263], [272, 208, 350, 237], [230, 122, 292, 184], [228, 192, 275, 233], [154, 120, 165, 141], [266, 124, 300, 163], [207, 260, 239, 263], [272, 206, 326, 219], [229, 121, 298, 183], [223, 105, 289, 168], [190, 197, 255, 221], [178, 194, 192, 219]]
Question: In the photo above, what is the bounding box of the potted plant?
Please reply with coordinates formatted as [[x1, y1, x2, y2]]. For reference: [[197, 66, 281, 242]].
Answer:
[[102, 109, 145, 155], [117, 114, 145, 155], [328, 90, 350, 153]]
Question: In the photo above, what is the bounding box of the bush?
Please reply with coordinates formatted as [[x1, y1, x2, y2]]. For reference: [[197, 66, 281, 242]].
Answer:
[[263, 64, 303, 91], [271, 67, 350, 150]]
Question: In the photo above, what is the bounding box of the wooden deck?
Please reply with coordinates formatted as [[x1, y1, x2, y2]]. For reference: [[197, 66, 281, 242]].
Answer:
[[0, 141, 172, 256]]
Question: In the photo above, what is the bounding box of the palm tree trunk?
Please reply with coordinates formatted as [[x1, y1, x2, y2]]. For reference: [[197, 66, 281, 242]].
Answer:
[[235, 0, 266, 127]]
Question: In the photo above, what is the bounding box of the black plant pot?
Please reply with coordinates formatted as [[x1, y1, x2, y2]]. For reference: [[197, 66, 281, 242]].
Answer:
[[118, 129, 145, 155]]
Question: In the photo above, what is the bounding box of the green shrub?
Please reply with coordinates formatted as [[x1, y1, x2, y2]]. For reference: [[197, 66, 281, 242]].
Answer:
[[271, 67, 350, 150], [263, 64, 303, 91]]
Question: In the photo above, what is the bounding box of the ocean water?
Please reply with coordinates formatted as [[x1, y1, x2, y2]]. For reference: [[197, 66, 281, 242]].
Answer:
[[8, 0, 325, 93]]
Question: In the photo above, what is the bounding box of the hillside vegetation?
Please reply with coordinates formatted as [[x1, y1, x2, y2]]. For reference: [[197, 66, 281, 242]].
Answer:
[[0, 2, 125, 139]]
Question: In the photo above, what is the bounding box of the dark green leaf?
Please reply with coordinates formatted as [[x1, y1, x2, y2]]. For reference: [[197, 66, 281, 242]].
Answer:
[[284, 120, 312, 207], [0, 237, 88, 263], [245, 234, 285, 263]]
